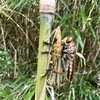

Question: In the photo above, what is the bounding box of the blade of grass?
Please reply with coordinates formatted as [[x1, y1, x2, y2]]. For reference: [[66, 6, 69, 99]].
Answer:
[[72, 88, 75, 100]]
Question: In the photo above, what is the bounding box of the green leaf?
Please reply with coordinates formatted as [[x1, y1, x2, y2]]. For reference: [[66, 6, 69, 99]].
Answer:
[[26, 90, 35, 100], [81, 5, 87, 25], [71, 27, 84, 49], [88, 22, 96, 39], [72, 88, 75, 100], [54, 12, 62, 19]]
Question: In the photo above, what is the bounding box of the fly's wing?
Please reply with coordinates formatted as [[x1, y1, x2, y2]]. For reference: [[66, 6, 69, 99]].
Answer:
[[65, 53, 76, 82], [62, 40, 76, 82]]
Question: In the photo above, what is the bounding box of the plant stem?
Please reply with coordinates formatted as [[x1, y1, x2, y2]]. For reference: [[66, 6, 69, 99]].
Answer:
[[35, 14, 53, 100]]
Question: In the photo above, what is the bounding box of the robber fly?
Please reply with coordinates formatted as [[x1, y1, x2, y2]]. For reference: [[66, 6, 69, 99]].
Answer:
[[61, 37, 76, 82], [42, 26, 76, 82]]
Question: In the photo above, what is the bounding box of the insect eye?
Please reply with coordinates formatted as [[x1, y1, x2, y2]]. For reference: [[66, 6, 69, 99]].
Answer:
[[66, 37, 72, 43]]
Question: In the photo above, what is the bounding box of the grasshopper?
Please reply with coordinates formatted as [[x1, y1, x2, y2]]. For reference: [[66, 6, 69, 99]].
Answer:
[[42, 26, 76, 83]]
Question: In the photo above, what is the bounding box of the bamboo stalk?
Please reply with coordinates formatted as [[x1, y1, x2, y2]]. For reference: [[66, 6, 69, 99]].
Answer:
[[35, 14, 53, 100], [35, 1, 56, 100]]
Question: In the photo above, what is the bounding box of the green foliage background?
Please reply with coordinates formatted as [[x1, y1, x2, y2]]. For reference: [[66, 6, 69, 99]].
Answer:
[[0, 0, 100, 99]]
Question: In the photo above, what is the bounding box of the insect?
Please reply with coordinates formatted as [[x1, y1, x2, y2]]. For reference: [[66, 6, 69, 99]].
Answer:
[[42, 26, 76, 82], [61, 37, 76, 82]]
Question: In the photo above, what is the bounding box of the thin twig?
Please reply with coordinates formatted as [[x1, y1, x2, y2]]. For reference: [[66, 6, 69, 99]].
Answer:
[[46, 85, 55, 100], [1, 26, 6, 51], [9, 42, 17, 78], [93, 45, 100, 63]]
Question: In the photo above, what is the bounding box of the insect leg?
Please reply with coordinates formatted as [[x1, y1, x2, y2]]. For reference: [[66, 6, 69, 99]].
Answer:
[[41, 51, 49, 54], [52, 69, 63, 74], [42, 68, 63, 77], [43, 41, 53, 46], [61, 56, 66, 72], [42, 68, 52, 76], [62, 51, 73, 59]]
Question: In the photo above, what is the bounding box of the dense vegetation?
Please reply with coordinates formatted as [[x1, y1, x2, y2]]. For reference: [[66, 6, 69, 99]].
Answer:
[[0, 0, 100, 99]]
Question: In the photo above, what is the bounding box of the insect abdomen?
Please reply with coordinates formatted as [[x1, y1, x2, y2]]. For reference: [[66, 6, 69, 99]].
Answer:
[[61, 38, 76, 82]]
